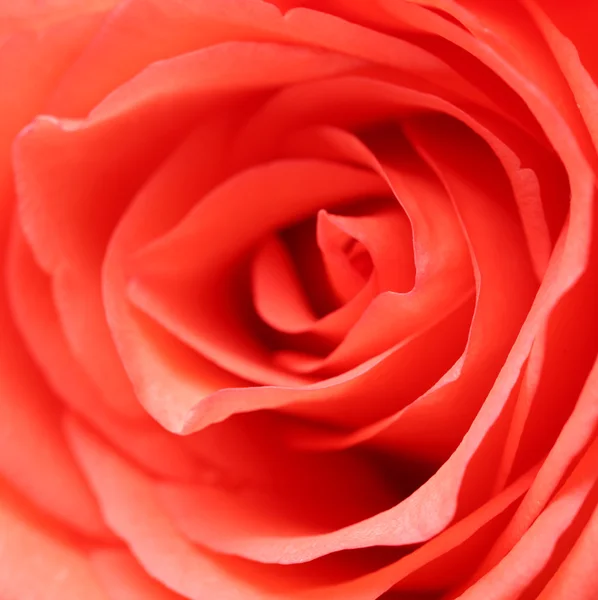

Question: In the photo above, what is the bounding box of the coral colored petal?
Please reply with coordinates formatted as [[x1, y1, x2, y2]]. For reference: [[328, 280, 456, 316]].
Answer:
[[379, 0, 591, 157], [91, 550, 183, 600], [6, 219, 138, 427], [0, 1, 115, 33], [493, 228, 598, 490], [0, 232, 109, 538], [536, 501, 598, 600], [8, 223, 204, 483], [477, 329, 598, 576], [316, 210, 372, 303], [0, 484, 107, 600], [524, 0, 598, 161], [0, 6, 105, 198], [233, 74, 556, 281], [377, 0, 595, 260], [267, 127, 473, 375], [289, 119, 540, 464], [90, 41, 362, 122], [375, 115, 537, 456], [14, 112, 185, 420], [66, 418, 391, 599], [14, 42, 360, 416], [66, 418, 269, 600], [152, 411, 400, 563], [252, 235, 318, 333], [129, 160, 386, 386], [0, 336, 109, 538], [46, 0, 500, 118], [123, 132, 468, 428], [251, 233, 377, 349], [103, 113, 249, 433], [324, 467, 532, 598], [224, 133, 593, 564], [320, 204, 415, 293], [455, 435, 598, 600], [46, 0, 288, 116], [261, 295, 473, 429]]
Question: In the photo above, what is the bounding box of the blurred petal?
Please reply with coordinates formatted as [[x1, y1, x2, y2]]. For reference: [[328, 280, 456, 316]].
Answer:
[[0, 483, 107, 600], [91, 550, 183, 600]]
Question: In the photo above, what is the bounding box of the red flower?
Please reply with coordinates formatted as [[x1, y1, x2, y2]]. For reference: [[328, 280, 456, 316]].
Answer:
[[1, 1, 597, 598]]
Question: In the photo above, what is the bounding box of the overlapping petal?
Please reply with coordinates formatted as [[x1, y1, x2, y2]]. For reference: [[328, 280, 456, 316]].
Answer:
[[2, 0, 598, 599]]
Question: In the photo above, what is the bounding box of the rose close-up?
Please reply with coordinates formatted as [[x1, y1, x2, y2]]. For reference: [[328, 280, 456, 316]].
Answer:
[[1, 0, 598, 598]]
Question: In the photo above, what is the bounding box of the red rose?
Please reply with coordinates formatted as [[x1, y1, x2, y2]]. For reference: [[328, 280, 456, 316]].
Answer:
[[1, 0, 598, 598]]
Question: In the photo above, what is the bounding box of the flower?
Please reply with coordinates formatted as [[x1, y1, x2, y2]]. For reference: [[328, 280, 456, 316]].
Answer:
[[1, 1, 598, 598]]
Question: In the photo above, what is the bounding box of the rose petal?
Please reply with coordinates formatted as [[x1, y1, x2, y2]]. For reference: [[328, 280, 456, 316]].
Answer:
[[524, 0, 598, 159], [6, 218, 142, 425], [492, 225, 598, 491], [0, 216, 109, 539], [475, 312, 598, 576], [292, 115, 537, 462], [377, 0, 594, 242], [0, 482, 107, 600], [65, 417, 396, 599], [66, 417, 270, 600], [0, 1, 114, 34], [454, 433, 598, 599], [379, 0, 590, 153], [316, 210, 373, 302], [266, 126, 473, 375], [110, 134, 471, 434], [14, 110, 186, 420], [13, 41, 365, 422], [91, 550, 184, 600], [8, 219, 208, 484], [0, 312, 111, 539], [216, 135, 593, 566], [233, 74, 557, 281], [129, 159, 386, 385], [536, 500, 598, 599], [251, 233, 377, 351], [251, 235, 319, 333], [46, 0, 501, 119], [0, 5, 106, 197]]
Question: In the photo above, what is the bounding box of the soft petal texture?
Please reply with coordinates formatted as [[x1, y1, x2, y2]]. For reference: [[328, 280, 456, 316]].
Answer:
[[0, 0, 117, 541], [454, 433, 598, 599], [2, 1, 598, 599], [128, 159, 387, 384], [13, 41, 365, 423], [0, 482, 107, 600], [91, 550, 184, 600], [537, 500, 598, 599]]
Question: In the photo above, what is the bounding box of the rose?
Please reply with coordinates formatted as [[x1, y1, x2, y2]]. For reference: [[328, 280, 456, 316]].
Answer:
[[1, 0, 597, 598]]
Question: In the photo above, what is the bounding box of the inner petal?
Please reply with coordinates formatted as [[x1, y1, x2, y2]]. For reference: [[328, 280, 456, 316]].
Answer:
[[318, 198, 415, 296], [129, 159, 387, 386], [317, 209, 373, 303]]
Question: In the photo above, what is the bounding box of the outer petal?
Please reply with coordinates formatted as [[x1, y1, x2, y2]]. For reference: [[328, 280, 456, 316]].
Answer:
[[91, 550, 184, 600], [0, 483, 107, 600]]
